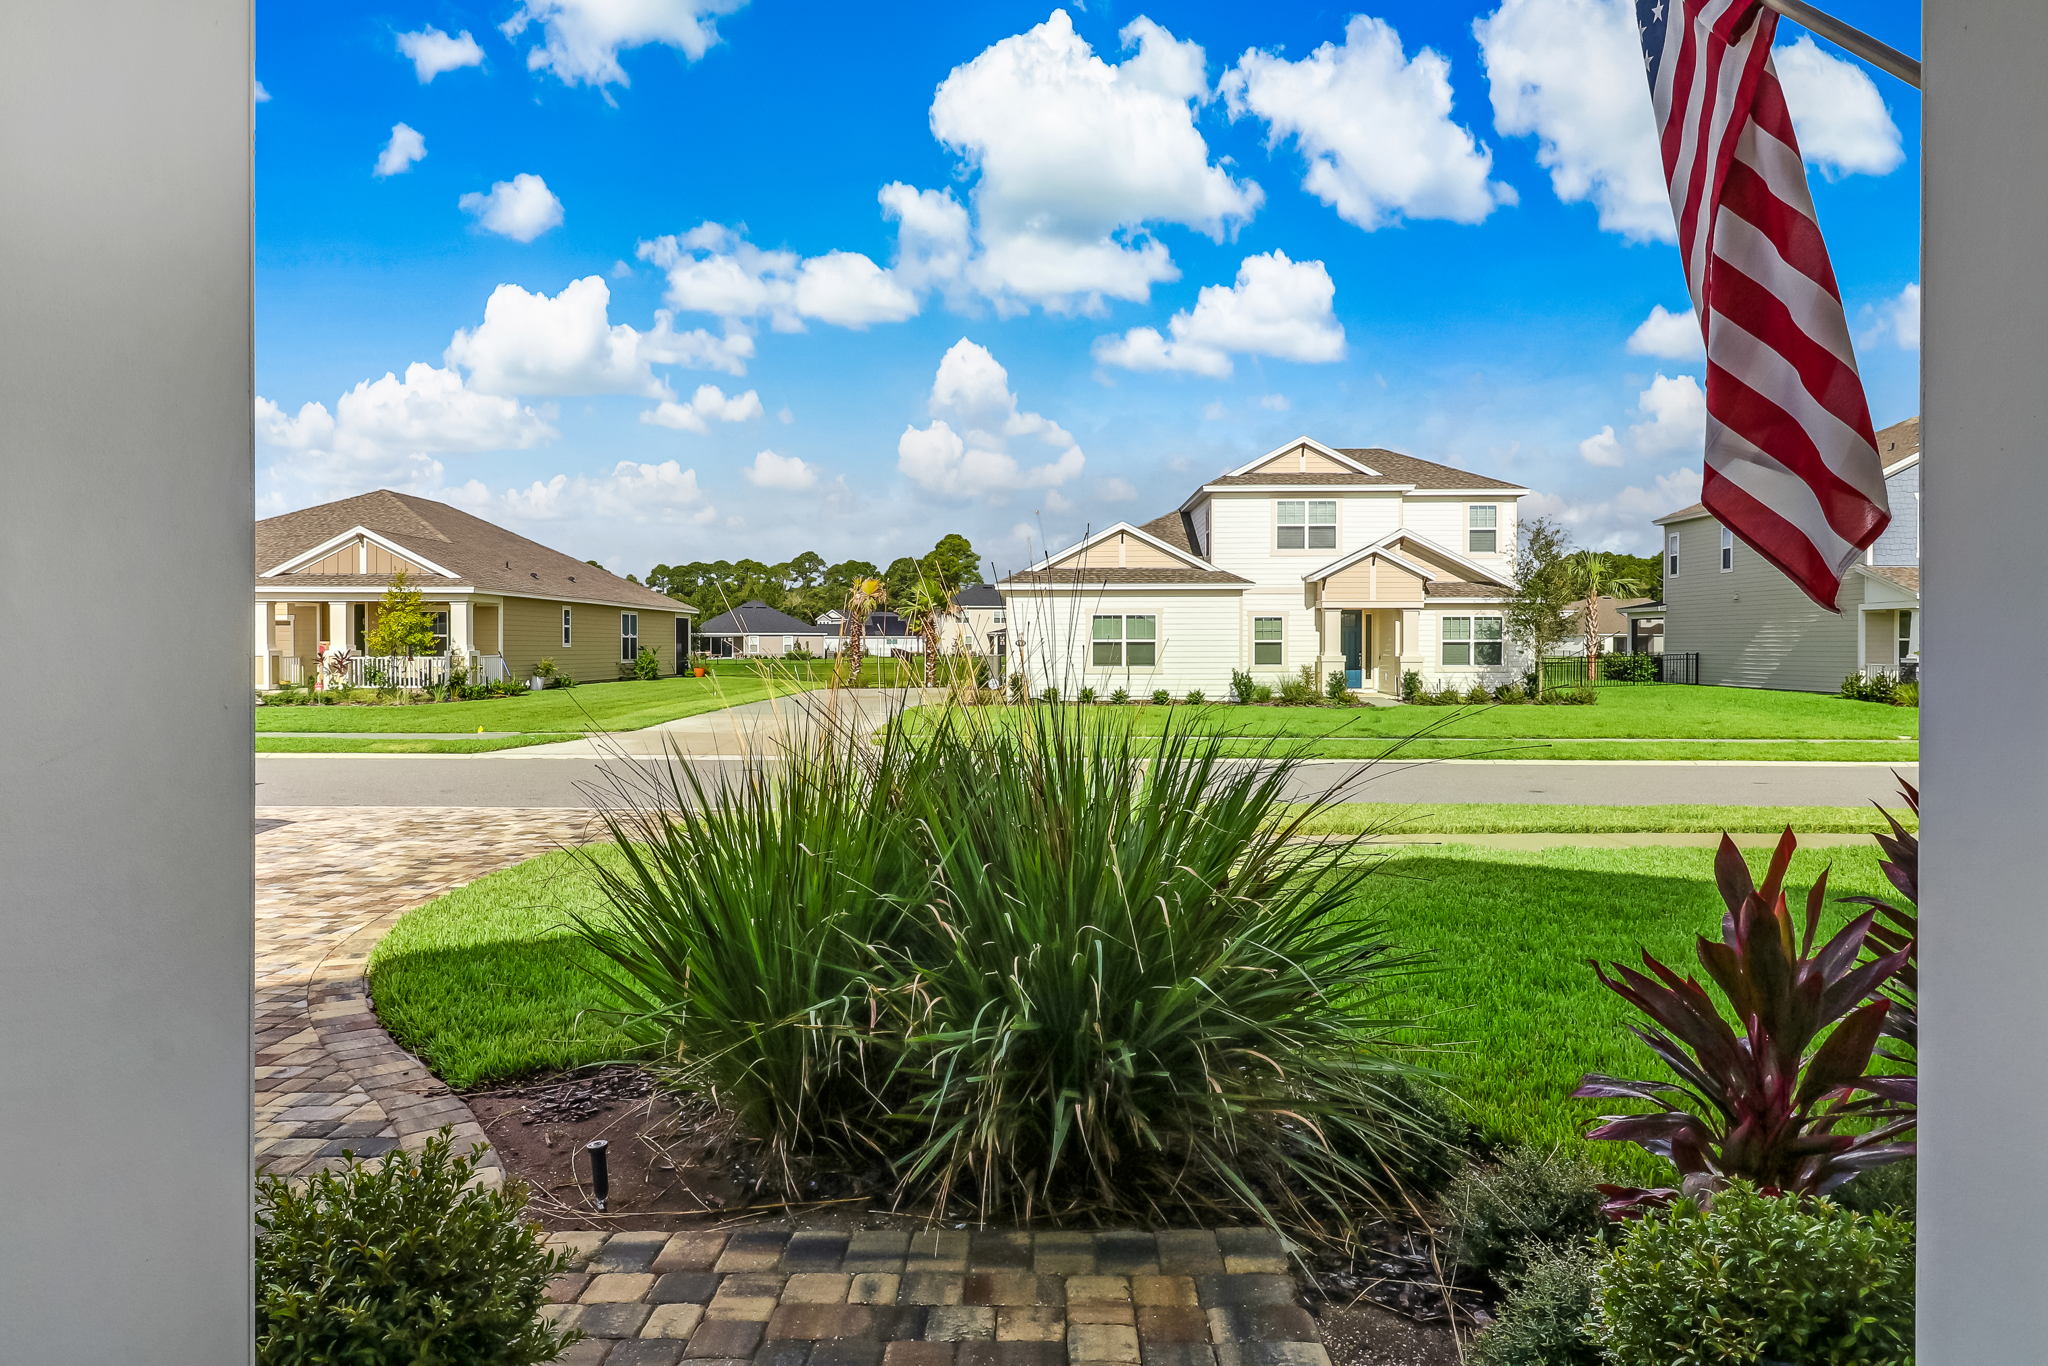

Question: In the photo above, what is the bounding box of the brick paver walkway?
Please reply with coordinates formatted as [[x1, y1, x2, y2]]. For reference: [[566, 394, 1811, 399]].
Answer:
[[254, 807, 1337, 1366]]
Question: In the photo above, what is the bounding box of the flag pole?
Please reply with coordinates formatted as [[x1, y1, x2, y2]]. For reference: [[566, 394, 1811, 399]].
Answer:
[[1759, 0, 1923, 88]]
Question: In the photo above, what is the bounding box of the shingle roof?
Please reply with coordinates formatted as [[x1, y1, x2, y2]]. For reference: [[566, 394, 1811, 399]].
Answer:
[[954, 584, 1005, 607], [697, 601, 831, 637], [1865, 566, 1921, 593], [1657, 417, 1922, 524], [1424, 580, 1510, 598], [1001, 566, 1252, 586], [256, 489, 688, 613], [1204, 449, 1524, 492], [1138, 510, 1202, 555]]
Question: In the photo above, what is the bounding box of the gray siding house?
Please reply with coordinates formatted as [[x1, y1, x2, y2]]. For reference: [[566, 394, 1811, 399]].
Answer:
[[1653, 417, 1921, 693]]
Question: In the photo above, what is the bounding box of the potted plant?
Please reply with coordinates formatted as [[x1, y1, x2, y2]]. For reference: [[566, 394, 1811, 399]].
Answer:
[[529, 657, 558, 692]]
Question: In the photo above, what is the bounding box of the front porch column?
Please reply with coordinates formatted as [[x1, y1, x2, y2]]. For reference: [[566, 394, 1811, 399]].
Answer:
[[326, 600, 350, 654], [1314, 607, 1334, 680], [1398, 608, 1424, 682], [447, 598, 474, 662], [253, 601, 273, 689]]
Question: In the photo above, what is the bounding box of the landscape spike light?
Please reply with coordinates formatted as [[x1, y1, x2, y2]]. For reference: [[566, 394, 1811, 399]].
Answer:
[[586, 1139, 609, 1211]]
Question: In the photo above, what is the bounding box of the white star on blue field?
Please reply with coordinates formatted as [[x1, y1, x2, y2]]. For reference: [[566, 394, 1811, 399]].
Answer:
[[256, 0, 1920, 575]]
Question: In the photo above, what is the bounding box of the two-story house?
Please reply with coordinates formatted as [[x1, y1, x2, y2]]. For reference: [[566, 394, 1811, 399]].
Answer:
[[1652, 415, 1921, 691], [997, 437, 1530, 697]]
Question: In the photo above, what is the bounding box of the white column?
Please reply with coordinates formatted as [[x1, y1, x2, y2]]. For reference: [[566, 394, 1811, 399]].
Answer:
[[253, 600, 273, 689], [2, 0, 253, 1355], [447, 597, 474, 660], [327, 600, 350, 651], [1923, 5, 2048, 1360]]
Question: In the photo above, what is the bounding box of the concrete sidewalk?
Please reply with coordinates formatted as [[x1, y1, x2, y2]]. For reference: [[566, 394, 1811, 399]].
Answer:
[[508, 687, 938, 759]]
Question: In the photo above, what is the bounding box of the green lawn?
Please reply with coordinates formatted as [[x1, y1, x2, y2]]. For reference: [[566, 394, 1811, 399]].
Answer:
[[366, 838, 1894, 1185], [1227, 737, 1914, 762], [1295, 802, 1911, 836], [256, 670, 811, 735], [255, 733, 573, 754]]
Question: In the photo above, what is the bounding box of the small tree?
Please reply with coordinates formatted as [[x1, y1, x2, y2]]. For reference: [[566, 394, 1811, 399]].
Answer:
[[1502, 518, 1576, 689], [840, 577, 886, 684], [1562, 552, 1645, 684], [899, 574, 958, 689], [365, 569, 441, 659]]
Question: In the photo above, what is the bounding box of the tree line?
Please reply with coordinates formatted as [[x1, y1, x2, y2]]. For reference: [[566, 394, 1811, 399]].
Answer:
[[637, 533, 983, 620]]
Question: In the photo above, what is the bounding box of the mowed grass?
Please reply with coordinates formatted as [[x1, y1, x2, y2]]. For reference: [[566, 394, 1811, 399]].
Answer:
[[256, 670, 812, 735], [1218, 737, 1915, 762], [1294, 802, 1912, 835], [369, 837, 1895, 1186], [256, 733, 574, 754]]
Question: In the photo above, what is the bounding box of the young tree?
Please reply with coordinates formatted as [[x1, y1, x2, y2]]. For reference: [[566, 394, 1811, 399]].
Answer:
[[921, 532, 981, 592], [840, 577, 886, 684], [1501, 518, 1577, 690], [1562, 552, 1645, 682], [899, 574, 958, 689], [881, 555, 923, 604], [364, 569, 441, 659]]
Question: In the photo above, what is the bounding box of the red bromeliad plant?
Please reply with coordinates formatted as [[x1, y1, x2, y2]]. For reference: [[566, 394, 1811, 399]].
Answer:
[[1573, 828, 1916, 1216]]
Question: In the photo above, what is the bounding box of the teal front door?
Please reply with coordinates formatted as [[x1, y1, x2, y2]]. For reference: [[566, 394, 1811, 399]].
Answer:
[[1340, 610, 1364, 690]]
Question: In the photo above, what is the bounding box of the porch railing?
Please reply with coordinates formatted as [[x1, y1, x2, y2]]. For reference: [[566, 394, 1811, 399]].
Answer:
[[340, 653, 508, 688]]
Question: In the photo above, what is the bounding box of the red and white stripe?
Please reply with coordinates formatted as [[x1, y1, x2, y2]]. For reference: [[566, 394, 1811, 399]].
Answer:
[[1642, 0, 1888, 609]]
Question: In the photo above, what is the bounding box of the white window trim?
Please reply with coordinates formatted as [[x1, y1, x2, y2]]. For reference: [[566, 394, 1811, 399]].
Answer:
[[1273, 498, 1339, 553], [1898, 608, 1919, 663], [1437, 613, 1506, 669], [1667, 532, 1682, 579], [1467, 504, 1500, 555], [1250, 614, 1285, 668], [561, 606, 573, 647], [1090, 612, 1161, 670], [1720, 525, 1735, 572], [620, 611, 639, 662]]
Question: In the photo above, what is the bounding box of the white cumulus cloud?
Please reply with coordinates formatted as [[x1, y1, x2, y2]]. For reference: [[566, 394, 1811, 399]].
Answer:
[[636, 223, 916, 330], [898, 340, 1086, 498], [1223, 16, 1510, 232], [643, 384, 765, 432], [450, 460, 717, 527], [373, 123, 427, 178], [923, 10, 1261, 313], [1094, 250, 1344, 378], [502, 0, 747, 88], [397, 26, 485, 82], [1869, 282, 1920, 351], [1525, 466, 1700, 552], [445, 277, 673, 397], [1626, 304, 1703, 360], [459, 174, 564, 242], [743, 448, 818, 490], [1773, 36, 1905, 180], [1579, 373, 1705, 467]]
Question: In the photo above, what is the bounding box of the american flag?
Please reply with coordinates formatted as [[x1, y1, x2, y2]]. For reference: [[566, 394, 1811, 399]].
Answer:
[[1638, 0, 1889, 610]]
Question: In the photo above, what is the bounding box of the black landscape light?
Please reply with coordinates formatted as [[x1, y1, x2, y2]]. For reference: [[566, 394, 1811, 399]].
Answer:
[[586, 1139, 610, 1211]]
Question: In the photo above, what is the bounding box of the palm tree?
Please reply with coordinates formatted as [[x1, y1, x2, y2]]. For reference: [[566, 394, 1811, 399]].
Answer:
[[1563, 552, 1644, 684], [900, 575, 959, 689], [840, 577, 886, 686]]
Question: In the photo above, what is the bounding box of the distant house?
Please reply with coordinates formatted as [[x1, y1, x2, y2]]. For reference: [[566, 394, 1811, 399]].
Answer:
[[822, 609, 922, 655], [1560, 596, 1664, 657], [1653, 416, 1921, 691], [254, 489, 693, 688], [940, 585, 1007, 663], [696, 601, 832, 658]]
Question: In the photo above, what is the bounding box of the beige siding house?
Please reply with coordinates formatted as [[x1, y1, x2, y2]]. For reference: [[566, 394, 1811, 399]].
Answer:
[[254, 489, 693, 688], [1653, 417, 1921, 692], [998, 437, 1531, 697]]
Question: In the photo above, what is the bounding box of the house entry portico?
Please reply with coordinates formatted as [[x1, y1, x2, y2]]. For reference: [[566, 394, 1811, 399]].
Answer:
[[253, 592, 510, 689]]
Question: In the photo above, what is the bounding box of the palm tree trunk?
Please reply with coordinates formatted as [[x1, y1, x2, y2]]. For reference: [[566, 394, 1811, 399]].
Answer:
[[922, 621, 938, 688], [1583, 595, 1600, 684], [844, 619, 864, 686]]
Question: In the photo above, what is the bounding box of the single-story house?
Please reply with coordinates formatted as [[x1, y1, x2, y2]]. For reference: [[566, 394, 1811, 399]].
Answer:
[[254, 489, 693, 689], [1654, 416, 1921, 690], [697, 601, 833, 657]]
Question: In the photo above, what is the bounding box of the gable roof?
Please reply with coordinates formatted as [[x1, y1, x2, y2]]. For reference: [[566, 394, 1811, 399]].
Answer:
[[1302, 529, 1511, 588], [1656, 416, 1922, 524], [1015, 518, 1220, 576], [954, 584, 1005, 607], [1200, 446, 1526, 493], [697, 601, 829, 636], [255, 489, 688, 613]]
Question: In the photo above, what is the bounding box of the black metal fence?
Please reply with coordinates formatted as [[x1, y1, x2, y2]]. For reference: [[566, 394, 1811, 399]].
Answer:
[[1537, 651, 1701, 689]]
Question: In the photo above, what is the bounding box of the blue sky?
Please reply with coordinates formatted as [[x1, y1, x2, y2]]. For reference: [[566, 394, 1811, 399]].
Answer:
[[254, 0, 1922, 577]]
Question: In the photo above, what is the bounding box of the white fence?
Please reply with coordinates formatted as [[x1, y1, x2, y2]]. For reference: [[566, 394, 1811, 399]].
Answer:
[[339, 652, 508, 688]]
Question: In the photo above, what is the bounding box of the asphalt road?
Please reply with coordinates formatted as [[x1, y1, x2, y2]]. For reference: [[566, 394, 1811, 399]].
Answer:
[[256, 753, 1918, 810]]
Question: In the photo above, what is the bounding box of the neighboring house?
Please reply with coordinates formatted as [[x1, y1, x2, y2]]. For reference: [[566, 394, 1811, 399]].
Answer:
[[1654, 416, 1921, 691], [254, 489, 693, 689], [697, 601, 832, 657], [1560, 596, 1663, 657], [939, 585, 1008, 664], [997, 437, 1530, 696], [824, 609, 923, 655]]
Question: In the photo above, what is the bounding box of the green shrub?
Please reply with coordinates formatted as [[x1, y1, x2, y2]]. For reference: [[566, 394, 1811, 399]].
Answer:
[[1250, 683, 1275, 704], [1464, 683, 1491, 705], [1151, 688, 1171, 706], [1545, 687, 1597, 705], [1491, 683, 1527, 704], [1278, 666, 1321, 705], [1008, 672, 1029, 705], [1428, 685, 1463, 706], [1468, 1243, 1605, 1366], [1601, 652, 1660, 683], [1836, 1158, 1916, 1220], [1108, 687, 1130, 705], [1594, 1185, 1915, 1366], [1892, 681, 1919, 708], [1183, 688, 1206, 705], [1840, 670, 1900, 704], [1325, 671, 1351, 703], [1442, 1147, 1607, 1282], [1077, 686, 1098, 704], [1040, 685, 1060, 704], [571, 705, 1450, 1234], [1401, 670, 1424, 704], [633, 646, 663, 680], [255, 1132, 576, 1366], [1230, 669, 1257, 704], [531, 657, 558, 683]]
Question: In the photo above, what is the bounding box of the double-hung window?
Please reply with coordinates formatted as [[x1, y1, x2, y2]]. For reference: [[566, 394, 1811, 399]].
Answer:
[[1898, 609, 1917, 663], [1720, 525, 1735, 571], [1252, 616, 1284, 666], [1440, 615, 1503, 667], [620, 612, 639, 662], [1276, 500, 1336, 550], [1092, 614, 1157, 668], [1467, 505, 1499, 553], [1666, 533, 1681, 579], [430, 611, 450, 653], [562, 607, 573, 646]]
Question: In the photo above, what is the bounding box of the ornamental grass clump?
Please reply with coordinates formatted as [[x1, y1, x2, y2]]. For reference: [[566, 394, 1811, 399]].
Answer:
[[571, 699, 1447, 1235]]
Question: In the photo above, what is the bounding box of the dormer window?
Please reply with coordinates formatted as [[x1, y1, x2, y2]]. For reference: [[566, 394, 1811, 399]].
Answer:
[[1467, 505, 1498, 553], [1276, 500, 1336, 550]]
